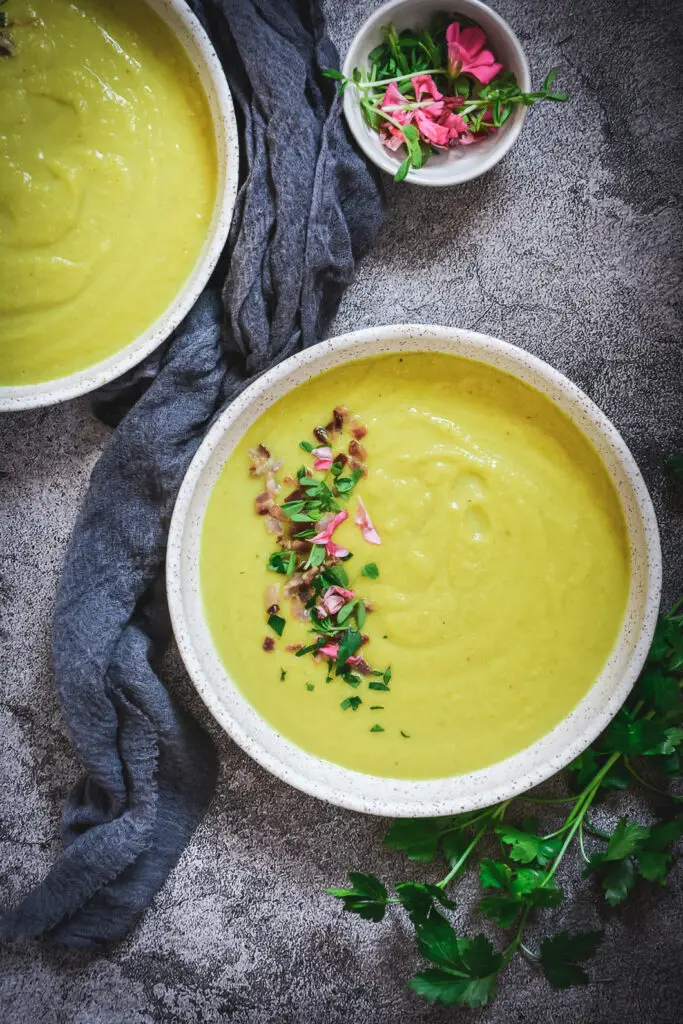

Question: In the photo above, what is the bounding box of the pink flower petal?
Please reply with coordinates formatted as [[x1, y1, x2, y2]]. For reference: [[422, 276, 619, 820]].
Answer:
[[354, 497, 381, 545], [311, 509, 348, 545], [412, 74, 443, 103], [326, 541, 350, 559], [318, 643, 339, 659], [445, 22, 503, 83], [312, 446, 333, 471], [415, 110, 452, 148], [320, 585, 355, 616], [381, 82, 414, 125]]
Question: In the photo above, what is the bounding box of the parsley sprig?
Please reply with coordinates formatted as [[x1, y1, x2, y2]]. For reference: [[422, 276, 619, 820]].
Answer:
[[327, 599, 683, 1008]]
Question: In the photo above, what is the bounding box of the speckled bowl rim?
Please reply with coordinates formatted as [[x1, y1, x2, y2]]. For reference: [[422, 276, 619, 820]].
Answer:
[[0, 0, 239, 413], [167, 325, 662, 817], [342, 0, 531, 187]]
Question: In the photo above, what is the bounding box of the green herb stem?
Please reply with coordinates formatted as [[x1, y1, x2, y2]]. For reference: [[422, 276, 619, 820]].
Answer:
[[624, 757, 683, 802], [503, 906, 531, 962], [541, 752, 621, 886], [438, 824, 490, 888], [353, 67, 446, 89]]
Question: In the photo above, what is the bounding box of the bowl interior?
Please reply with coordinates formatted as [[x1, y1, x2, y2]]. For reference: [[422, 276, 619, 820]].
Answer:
[[167, 326, 661, 818], [0, 0, 238, 413], [342, 0, 531, 186]]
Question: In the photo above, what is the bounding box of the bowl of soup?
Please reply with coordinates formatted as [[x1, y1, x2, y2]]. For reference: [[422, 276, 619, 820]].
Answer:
[[0, 0, 238, 411], [167, 325, 661, 816]]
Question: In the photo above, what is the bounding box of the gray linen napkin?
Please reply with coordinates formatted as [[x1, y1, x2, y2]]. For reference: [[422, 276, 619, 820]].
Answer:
[[0, 0, 383, 947]]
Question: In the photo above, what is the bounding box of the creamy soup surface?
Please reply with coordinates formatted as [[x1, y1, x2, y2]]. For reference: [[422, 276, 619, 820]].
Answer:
[[201, 352, 630, 779], [0, 0, 216, 385]]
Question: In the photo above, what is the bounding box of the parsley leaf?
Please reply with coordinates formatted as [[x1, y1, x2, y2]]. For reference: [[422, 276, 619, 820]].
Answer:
[[340, 695, 362, 711], [369, 681, 390, 691], [409, 969, 499, 1009], [538, 930, 603, 989], [326, 872, 387, 921], [495, 825, 562, 866], [395, 882, 456, 923], [411, 913, 503, 1008], [479, 859, 512, 890], [267, 613, 285, 637], [267, 551, 295, 575], [360, 562, 379, 579], [370, 724, 384, 733], [336, 628, 362, 669]]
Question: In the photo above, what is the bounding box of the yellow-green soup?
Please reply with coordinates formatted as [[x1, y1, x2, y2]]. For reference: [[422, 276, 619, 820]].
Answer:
[[201, 353, 630, 779], [0, 0, 217, 385]]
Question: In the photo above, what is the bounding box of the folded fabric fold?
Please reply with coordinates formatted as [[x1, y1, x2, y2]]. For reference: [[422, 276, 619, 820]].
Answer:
[[0, 0, 383, 948]]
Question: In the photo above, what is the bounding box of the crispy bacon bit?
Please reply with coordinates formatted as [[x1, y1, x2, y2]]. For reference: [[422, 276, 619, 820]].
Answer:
[[285, 642, 303, 653], [361, 634, 370, 646], [333, 452, 348, 468], [262, 637, 275, 652], [313, 425, 329, 445], [333, 405, 348, 430], [283, 474, 295, 485], [285, 487, 307, 503], [348, 457, 366, 475], [265, 515, 283, 536], [267, 603, 280, 615], [352, 423, 368, 440], [289, 594, 309, 621], [249, 445, 283, 479], [346, 655, 371, 675], [255, 492, 273, 515], [348, 439, 367, 461]]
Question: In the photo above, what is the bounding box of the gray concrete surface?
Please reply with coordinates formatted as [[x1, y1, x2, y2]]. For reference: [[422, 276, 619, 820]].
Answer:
[[1, 0, 682, 1021]]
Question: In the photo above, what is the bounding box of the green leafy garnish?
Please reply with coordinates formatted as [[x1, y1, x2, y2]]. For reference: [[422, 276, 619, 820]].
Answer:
[[370, 724, 385, 733], [360, 562, 379, 579], [341, 696, 362, 711], [325, 599, 683, 1010], [267, 614, 285, 637]]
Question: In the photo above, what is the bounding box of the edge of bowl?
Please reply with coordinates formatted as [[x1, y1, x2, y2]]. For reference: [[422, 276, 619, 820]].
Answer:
[[0, 0, 239, 413], [341, 0, 532, 187], [167, 324, 662, 817]]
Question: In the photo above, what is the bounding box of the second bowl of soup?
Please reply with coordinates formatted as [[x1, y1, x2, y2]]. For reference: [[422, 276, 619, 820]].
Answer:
[[0, 0, 238, 411], [167, 325, 661, 816]]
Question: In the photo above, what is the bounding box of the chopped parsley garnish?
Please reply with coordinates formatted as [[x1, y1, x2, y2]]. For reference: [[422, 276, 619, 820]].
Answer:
[[383, 666, 392, 684], [305, 544, 327, 569], [322, 565, 349, 588], [341, 696, 362, 711], [361, 562, 379, 579], [305, 683, 315, 691], [299, 440, 314, 452], [370, 705, 384, 710], [267, 614, 285, 636], [369, 681, 390, 692], [267, 551, 295, 575], [400, 730, 410, 738], [336, 628, 363, 670], [370, 724, 385, 733], [279, 668, 287, 682]]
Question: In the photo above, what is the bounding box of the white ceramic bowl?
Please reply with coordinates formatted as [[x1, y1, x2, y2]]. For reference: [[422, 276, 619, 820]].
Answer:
[[0, 0, 239, 413], [342, 0, 531, 186], [167, 325, 661, 817]]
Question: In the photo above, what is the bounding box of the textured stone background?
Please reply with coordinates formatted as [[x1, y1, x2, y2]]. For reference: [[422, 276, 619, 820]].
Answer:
[[1, 0, 682, 1021]]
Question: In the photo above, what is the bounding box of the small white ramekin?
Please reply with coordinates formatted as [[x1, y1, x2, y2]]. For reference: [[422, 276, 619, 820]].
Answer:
[[0, 0, 239, 413], [167, 324, 661, 818], [342, 0, 531, 187]]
